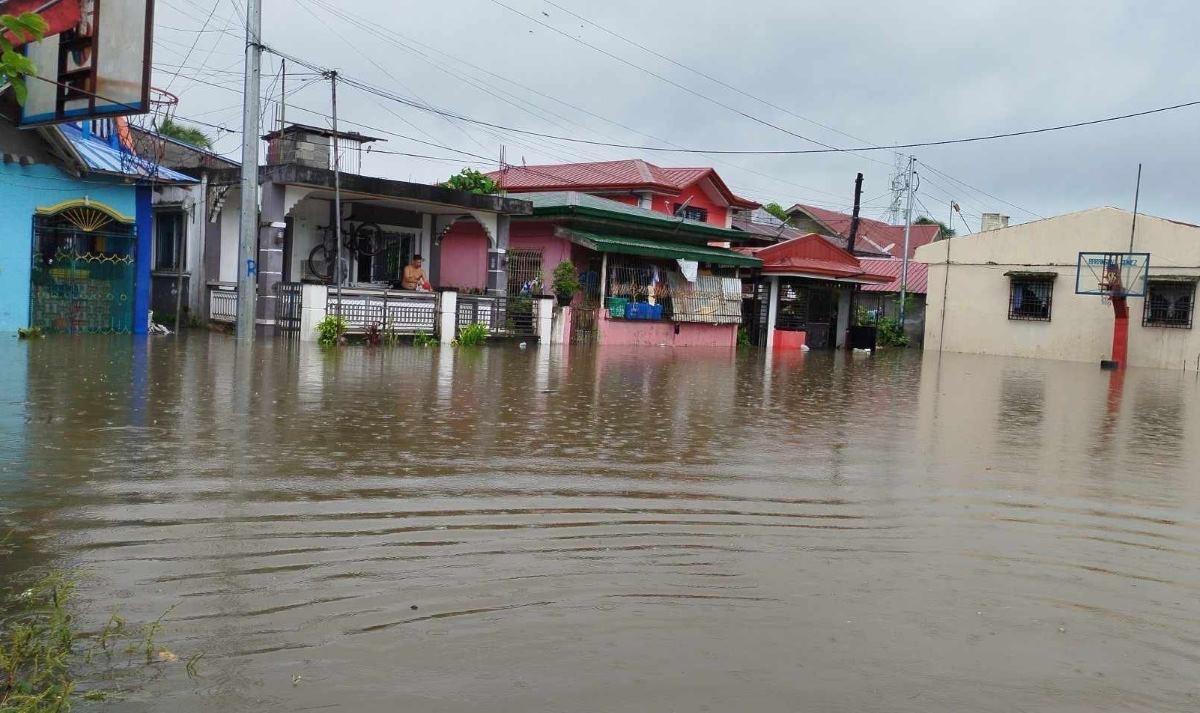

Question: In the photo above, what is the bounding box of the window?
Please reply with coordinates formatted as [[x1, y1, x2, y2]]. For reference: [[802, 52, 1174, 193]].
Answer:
[[154, 210, 185, 271], [357, 230, 416, 285], [506, 248, 543, 296], [1143, 280, 1196, 329], [673, 203, 708, 223], [1008, 278, 1054, 321]]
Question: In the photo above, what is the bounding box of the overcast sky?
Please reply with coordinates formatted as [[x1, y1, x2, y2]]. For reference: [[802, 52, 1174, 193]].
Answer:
[[151, 0, 1200, 229]]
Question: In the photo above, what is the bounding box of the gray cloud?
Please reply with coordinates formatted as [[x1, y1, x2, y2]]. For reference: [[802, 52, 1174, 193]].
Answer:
[[152, 0, 1200, 227]]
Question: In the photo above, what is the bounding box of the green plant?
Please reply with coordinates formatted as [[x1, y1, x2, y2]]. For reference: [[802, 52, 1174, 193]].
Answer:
[[453, 323, 488, 347], [441, 168, 498, 194], [736, 326, 751, 348], [315, 315, 347, 347], [16, 326, 44, 340], [763, 202, 792, 224], [364, 322, 383, 347], [551, 261, 580, 300], [2, 573, 193, 710], [0, 573, 75, 711], [157, 118, 212, 149], [0, 12, 49, 105], [412, 332, 438, 347], [877, 317, 909, 347]]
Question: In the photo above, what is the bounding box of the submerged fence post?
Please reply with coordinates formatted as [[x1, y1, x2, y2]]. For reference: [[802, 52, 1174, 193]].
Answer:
[[438, 290, 458, 345], [538, 296, 554, 344]]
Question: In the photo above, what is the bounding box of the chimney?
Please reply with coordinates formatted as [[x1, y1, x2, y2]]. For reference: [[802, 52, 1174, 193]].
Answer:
[[981, 213, 1010, 232]]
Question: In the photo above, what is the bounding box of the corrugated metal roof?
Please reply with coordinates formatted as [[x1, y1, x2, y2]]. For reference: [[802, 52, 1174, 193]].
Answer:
[[558, 228, 761, 268], [788, 204, 941, 258], [58, 123, 195, 184], [859, 258, 929, 294], [490, 159, 758, 208], [518, 191, 747, 241]]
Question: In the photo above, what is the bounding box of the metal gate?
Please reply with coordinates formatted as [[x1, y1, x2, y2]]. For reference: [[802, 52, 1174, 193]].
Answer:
[[30, 214, 136, 334], [274, 282, 303, 335], [742, 279, 770, 347]]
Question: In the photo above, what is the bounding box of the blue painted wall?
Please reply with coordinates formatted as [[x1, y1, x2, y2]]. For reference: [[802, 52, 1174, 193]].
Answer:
[[0, 162, 138, 332]]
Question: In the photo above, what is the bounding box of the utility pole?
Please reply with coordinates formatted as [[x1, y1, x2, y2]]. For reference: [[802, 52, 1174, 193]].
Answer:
[[279, 58, 286, 132], [330, 71, 343, 323], [235, 0, 263, 341], [846, 172, 864, 254], [898, 155, 916, 326]]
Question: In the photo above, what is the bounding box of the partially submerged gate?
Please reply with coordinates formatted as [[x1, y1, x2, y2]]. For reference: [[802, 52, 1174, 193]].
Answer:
[[29, 204, 137, 334]]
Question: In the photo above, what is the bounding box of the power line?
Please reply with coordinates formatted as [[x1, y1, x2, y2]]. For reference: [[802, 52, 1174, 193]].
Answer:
[[536, 0, 892, 169], [251, 45, 1200, 156]]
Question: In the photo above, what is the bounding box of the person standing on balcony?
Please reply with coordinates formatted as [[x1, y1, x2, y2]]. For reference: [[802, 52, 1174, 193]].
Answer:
[[402, 255, 430, 291]]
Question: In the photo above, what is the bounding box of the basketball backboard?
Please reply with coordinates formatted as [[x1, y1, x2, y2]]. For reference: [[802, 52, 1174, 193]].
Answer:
[[1075, 252, 1149, 297], [18, 0, 154, 126]]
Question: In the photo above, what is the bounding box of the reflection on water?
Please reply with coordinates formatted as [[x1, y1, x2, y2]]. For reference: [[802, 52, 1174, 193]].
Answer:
[[3, 337, 1200, 712]]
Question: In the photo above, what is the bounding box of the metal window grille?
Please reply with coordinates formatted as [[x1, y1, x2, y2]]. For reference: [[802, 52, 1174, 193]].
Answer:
[[1143, 282, 1195, 329], [154, 210, 185, 271], [673, 204, 708, 223], [1008, 279, 1053, 321], [506, 249, 544, 296]]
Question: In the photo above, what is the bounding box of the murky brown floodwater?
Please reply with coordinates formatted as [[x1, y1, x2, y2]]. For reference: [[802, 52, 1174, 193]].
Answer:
[[2, 335, 1199, 712]]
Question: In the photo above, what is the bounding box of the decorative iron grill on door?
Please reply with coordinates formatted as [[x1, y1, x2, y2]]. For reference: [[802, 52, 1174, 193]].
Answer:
[[274, 282, 303, 335], [30, 212, 136, 334]]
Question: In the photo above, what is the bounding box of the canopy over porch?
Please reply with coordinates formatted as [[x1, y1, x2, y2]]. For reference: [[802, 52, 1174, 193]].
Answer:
[[215, 163, 532, 330]]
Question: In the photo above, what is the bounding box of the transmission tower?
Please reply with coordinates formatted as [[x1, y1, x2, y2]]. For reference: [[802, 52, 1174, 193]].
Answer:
[[887, 152, 908, 224]]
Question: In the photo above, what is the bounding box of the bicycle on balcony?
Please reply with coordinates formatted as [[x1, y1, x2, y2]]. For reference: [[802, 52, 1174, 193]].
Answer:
[[305, 221, 385, 284]]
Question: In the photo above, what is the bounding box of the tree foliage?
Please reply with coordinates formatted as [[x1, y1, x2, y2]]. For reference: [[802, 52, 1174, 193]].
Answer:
[[0, 12, 49, 105], [158, 117, 212, 149], [441, 168, 498, 194], [915, 215, 956, 238], [763, 202, 792, 224]]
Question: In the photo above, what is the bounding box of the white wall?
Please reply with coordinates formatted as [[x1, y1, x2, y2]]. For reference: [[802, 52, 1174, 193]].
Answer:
[[218, 187, 240, 283], [919, 207, 1200, 370]]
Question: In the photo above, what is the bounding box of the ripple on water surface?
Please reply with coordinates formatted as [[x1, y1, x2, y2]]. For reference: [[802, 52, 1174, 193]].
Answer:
[[1, 337, 1199, 712]]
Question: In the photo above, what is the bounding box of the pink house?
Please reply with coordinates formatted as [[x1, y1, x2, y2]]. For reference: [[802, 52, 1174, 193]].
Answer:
[[438, 180, 762, 346]]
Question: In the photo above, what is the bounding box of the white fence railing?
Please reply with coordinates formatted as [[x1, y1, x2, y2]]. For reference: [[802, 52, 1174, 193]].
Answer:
[[208, 282, 237, 323], [325, 287, 438, 334]]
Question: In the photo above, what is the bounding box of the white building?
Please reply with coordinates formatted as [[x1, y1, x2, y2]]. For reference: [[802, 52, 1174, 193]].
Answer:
[[917, 207, 1200, 371]]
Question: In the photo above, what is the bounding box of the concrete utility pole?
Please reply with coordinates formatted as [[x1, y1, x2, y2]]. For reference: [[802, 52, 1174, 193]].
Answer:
[[235, 0, 263, 340], [330, 71, 344, 319], [898, 155, 916, 326]]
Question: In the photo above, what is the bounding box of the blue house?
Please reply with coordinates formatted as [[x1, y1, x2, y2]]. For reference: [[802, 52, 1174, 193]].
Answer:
[[0, 117, 194, 334]]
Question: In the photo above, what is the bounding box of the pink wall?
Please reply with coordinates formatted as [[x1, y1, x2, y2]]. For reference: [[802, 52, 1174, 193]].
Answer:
[[438, 221, 488, 290], [599, 317, 737, 347], [509, 223, 575, 290], [658, 183, 729, 228]]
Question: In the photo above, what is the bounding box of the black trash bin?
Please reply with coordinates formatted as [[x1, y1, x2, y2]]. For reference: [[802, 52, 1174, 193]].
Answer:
[[848, 325, 877, 351]]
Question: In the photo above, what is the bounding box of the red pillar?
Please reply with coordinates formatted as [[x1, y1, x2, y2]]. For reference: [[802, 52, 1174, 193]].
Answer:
[[1109, 296, 1129, 369]]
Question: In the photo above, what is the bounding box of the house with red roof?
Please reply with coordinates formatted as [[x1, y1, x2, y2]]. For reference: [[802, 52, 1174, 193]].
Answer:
[[785, 204, 943, 346], [785, 204, 941, 258], [739, 234, 890, 350], [489, 159, 759, 229]]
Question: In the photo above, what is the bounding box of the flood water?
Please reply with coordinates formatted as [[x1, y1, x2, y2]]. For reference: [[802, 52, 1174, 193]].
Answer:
[[2, 335, 1199, 712]]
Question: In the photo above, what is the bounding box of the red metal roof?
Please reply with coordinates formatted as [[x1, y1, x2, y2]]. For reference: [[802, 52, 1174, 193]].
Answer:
[[743, 234, 891, 283], [490, 160, 759, 208], [788, 204, 941, 258], [858, 258, 929, 294]]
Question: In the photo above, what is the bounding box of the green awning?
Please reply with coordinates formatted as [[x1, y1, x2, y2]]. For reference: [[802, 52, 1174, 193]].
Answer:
[[1003, 270, 1058, 280], [558, 228, 761, 268]]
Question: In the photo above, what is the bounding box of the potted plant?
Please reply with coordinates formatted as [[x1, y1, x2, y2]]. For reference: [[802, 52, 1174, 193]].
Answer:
[[552, 260, 580, 307]]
